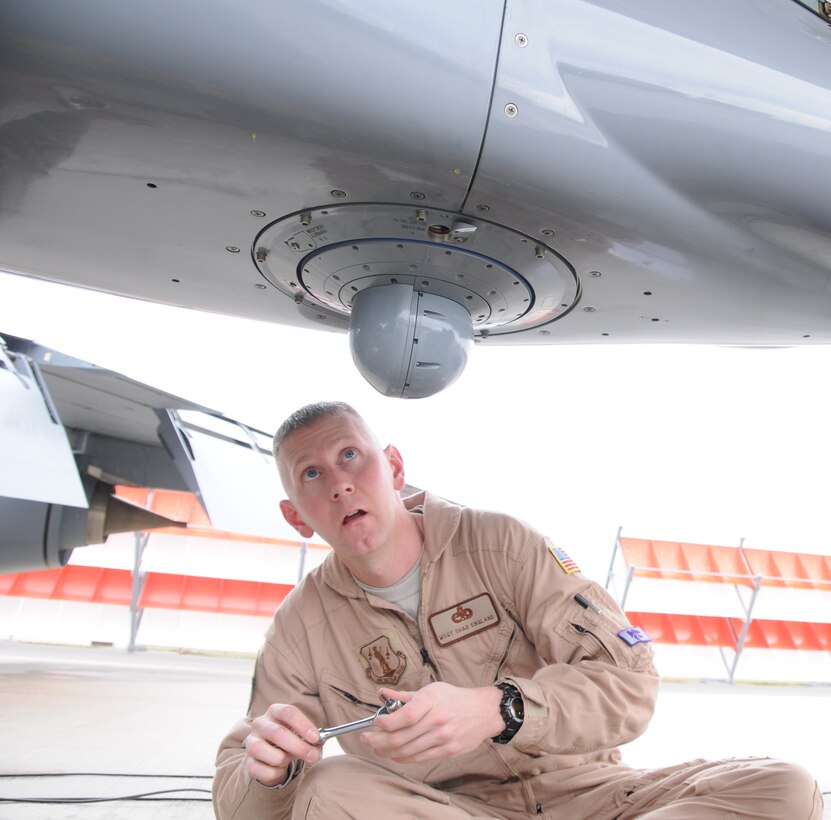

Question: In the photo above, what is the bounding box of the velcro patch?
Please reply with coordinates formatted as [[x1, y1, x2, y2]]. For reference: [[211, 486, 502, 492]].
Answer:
[[546, 541, 581, 574], [429, 593, 500, 646], [357, 630, 409, 685], [618, 626, 652, 646]]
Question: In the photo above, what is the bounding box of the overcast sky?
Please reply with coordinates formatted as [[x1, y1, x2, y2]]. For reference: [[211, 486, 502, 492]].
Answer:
[[2, 270, 830, 581]]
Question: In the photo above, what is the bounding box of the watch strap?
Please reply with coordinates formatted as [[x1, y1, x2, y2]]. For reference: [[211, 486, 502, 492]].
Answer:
[[492, 681, 524, 744]]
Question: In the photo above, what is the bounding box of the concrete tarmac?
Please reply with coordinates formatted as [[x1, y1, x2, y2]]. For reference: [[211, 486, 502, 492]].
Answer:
[[0, 641, 827, 819], [0, 642, 245, 819]]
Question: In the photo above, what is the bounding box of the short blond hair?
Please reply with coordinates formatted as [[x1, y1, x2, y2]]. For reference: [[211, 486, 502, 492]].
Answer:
[[272, 401, 363, 460]]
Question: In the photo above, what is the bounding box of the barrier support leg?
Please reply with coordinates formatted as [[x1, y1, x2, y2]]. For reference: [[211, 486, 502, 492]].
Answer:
[[727, 575, 762, 684], [605, 526, 623, 591], [128, 514, 151, 652]]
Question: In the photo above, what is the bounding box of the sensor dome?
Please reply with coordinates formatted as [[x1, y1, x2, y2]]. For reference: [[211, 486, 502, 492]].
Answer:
[[349, 284, 473, 399]]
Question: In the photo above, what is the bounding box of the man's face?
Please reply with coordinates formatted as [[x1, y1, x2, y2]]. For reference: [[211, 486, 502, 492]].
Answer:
[[277, 413, 406, 561]]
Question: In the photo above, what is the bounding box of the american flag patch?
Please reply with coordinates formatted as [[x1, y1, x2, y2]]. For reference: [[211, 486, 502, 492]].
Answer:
[[546, 542, 581, 574]]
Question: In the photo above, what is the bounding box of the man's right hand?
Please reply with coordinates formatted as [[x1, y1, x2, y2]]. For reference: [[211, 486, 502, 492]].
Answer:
[[243, 704, 321, 787]]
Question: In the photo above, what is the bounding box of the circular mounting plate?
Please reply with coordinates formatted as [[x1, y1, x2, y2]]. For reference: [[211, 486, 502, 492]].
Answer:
[[253, 204, 580, 335]]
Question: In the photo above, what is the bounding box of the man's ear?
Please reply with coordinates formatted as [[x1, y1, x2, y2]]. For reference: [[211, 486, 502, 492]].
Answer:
[[384, 444, 406, 492], [280, 500, 315, 539]]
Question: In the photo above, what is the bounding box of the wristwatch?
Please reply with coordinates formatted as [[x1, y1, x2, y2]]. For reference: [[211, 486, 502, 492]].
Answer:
[[492, 681, 524, 744]]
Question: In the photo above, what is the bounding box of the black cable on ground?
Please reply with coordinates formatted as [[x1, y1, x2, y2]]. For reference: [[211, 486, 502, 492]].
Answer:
[[0, 774, 214, 804], [0, 788, 211, 804], [0, 772, 211, 779]]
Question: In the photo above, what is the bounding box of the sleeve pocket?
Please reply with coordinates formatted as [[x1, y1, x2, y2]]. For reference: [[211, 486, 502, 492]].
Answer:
[[553, 584, 655, 672]]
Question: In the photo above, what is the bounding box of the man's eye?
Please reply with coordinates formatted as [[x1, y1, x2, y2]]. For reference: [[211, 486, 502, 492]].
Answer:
[[343, 448, 357, 461], [302, 467, 320, 481]]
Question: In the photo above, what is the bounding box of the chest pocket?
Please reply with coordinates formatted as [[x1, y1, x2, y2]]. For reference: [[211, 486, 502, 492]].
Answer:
[[318, 669, 386, 728]]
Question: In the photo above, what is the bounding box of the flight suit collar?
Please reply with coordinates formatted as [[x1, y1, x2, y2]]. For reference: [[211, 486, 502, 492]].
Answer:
[[319, 490, 461, 596], [403, 490, 461, 563]]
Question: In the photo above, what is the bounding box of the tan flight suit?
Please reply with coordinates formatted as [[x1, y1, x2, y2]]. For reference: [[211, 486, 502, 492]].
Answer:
[[213, 492, 823, 820]]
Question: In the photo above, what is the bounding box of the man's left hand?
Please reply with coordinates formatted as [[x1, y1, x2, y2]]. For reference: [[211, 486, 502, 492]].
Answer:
[[360, 681, 505, 763]]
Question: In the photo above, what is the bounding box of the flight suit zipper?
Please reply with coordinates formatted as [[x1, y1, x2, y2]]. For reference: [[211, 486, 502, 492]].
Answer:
[[414, 631, 441, 680], [420, 646, 438, 674], [494, 625, 516, 680], [393, 611, 442, 681]]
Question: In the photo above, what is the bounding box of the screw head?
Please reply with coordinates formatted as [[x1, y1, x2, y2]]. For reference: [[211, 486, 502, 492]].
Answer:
[[540, 228, 555, 237], [476, 203, 490, 212], [331, 189, 347, 198], [254, 283, 266, 289], [590, 270, 602, 278], [515, 33, 528, 47], [505, 103, 518, 118], [410, 191, 425, 200], [250, 210, 266, 217], [583, 306, 596, 312], [225, 246, 240, 253]]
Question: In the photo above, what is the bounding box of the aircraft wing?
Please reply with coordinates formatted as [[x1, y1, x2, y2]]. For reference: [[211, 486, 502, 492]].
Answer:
[[0, 332, 289, 573]]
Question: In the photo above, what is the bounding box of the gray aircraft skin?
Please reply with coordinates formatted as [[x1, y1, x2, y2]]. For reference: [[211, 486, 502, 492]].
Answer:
[[1, 2, 830, 366], [2, 1, 831, 564]]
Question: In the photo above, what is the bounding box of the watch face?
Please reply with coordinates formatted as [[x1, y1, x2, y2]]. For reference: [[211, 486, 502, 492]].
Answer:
[[493, 684, 524, 744]]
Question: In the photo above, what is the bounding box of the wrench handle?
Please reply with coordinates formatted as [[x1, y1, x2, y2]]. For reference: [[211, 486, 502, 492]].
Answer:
[[317, 698, 404, 744], [317, 715, 375, 743]]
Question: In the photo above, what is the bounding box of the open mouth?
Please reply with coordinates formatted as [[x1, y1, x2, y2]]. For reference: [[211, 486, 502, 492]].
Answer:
[[342, 510, 367, 526]]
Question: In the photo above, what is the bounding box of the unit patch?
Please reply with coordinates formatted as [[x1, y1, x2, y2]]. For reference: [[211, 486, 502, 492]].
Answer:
[[618, 626, 652, 647], [547, 541, 581, 574], [429, 593, 500, 647], [358, 632, 408, 685]]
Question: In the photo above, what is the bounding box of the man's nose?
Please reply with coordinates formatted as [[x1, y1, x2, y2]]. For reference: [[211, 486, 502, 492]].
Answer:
[[330, 475, 355, 501]]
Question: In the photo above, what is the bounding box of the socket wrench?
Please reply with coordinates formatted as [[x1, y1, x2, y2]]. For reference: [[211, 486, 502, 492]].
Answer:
[[317, 698, 405, 744]]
